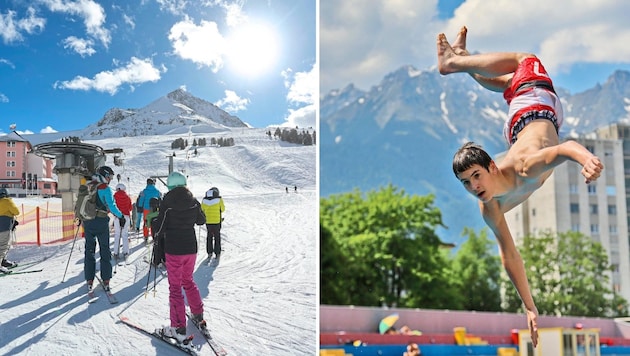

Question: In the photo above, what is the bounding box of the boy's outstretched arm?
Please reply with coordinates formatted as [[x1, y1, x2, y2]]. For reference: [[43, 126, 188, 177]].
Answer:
[[481, 202, 539, 347], [518, 140, 603, 183]]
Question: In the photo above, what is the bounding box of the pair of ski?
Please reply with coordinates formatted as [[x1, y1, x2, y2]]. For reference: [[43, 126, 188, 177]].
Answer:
[[186, 313, 228, 356], [119, 314, 227, 355], [0, 260, 44, 276], [87, 275, 119, 304]]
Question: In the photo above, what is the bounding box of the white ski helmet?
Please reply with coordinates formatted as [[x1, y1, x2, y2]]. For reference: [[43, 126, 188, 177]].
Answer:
[[116, 183, 126, 191]]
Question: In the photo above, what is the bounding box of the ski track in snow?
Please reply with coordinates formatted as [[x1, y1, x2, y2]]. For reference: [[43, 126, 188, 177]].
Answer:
[[0, 128, 317, 355]]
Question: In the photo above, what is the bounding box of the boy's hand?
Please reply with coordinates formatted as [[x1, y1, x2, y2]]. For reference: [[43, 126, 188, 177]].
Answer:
[[527, 307, 539, 347], [582, 156, 603, 184]]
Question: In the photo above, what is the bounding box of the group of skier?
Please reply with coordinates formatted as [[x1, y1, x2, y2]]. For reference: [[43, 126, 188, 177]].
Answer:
[[76, 166, 227, 343]]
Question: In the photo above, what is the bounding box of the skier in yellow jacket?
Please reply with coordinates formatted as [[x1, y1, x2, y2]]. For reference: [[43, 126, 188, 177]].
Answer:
[[200, 187, 225, 260], [0, 188, 20, 274]]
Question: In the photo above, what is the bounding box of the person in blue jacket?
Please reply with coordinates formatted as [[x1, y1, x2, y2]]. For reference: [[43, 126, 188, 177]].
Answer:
[[83, 166, 125, 293], [138, 178, 162, 240]]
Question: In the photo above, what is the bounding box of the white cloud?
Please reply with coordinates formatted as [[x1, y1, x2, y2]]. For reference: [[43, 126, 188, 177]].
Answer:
[[220, 1, 247, 28], [215, 89, 249, 113], [283, 104, 315, 129], [168, 19, 226, 72], [320, 0, 630, 93], [0, 93, 8, 103], [156, 0, 188, 16], [40, 126, 57, 134], [283, 64, 317, 106], [122, 14, 135, 29], [281, 64, 317, 128], [42, 0, 111, 48], [53, 57, 163, 95], [0, 58, 15, 69], [62, 36, 95, 57], [0, 7, 45, 44]]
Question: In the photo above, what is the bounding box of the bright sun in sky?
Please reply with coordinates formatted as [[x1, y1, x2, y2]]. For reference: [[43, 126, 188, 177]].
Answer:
[[225, 21, 280, 78]]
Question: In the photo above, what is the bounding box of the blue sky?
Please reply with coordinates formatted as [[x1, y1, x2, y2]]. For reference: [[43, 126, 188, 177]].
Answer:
[[320, 0, 630, 97], [0, 0, 316, 134]]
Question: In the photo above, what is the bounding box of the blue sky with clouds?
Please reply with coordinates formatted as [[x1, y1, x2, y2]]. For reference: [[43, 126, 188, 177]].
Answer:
[[0, 0, 316, 134], [320, 0, 630, 97]]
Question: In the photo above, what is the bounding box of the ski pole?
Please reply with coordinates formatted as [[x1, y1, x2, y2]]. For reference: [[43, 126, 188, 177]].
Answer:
[[144, 242, 154, 298], [153, 252, 158, 297], [62, 220, 81, 283], [114, 221, 122, 275]]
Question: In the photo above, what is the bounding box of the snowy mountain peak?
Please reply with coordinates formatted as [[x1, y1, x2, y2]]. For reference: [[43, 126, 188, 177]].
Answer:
[[82, 89, 248, 139]]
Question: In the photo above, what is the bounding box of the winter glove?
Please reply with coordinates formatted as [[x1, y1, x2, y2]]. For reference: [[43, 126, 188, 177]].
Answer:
[[119, 217, 126, 228], [11, 220, 19, 231]]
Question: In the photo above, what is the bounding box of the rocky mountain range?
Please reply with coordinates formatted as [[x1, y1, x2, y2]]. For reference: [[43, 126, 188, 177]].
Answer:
[[320, 66, 630, 244], [81, 88, 248, 138]]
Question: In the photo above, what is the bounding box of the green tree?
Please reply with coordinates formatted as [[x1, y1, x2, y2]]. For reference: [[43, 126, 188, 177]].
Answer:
[[320, 225, 352, 304], [320, 184, 459, 308], [451, 228, 502, 311], [502, 230, 628, 317]]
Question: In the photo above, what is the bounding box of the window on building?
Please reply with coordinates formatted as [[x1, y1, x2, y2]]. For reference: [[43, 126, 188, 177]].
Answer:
[[588, 185, 597, 195], [6, 141, 15, 147], [590, 204, 598, 214], [609, 205, 617, 215], [571, 224, 580, 232], [569, 184, 578, 194], [531, 208, 536, 217], [570, 203, 579, 213], [610, 225, 618, 234], [590, 224, 599, 233], [606, 186, 616, 195]]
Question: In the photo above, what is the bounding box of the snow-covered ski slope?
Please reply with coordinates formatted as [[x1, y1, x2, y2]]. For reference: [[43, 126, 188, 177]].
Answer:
[[0, 127, 317, 355]]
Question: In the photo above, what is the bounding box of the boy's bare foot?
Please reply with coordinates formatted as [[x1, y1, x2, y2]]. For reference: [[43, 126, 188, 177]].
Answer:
[[451, 26, 469, 56], [437, 33, 457, 75]]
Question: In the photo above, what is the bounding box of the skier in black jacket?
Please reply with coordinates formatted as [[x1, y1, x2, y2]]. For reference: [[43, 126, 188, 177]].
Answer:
[[154, 171, 207, 342]]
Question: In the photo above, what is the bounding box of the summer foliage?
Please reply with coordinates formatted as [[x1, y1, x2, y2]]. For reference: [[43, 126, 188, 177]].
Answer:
[[501, 231, 629, 317], [321, 185, 628, 317], [321, 185, 488, 309]]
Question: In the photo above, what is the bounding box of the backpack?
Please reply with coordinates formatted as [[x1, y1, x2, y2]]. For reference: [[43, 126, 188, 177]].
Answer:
[[136, 195, 144, 212], [75, 183, 106, 221]]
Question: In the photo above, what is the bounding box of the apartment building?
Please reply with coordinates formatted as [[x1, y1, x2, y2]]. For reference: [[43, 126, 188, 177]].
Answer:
[[504, 136, 630, 302], [0, 131, 56, 196]]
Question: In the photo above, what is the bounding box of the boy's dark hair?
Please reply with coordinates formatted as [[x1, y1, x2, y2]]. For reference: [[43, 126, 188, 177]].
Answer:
[[452, 142, 493, 175]]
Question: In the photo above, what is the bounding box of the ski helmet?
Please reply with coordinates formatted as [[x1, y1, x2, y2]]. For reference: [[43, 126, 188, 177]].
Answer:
[[206, 187, 220, 198], [147, 178, 155, 185], [149, 197, 161, 209], [0, 188, 8, 198], [116, 183, 126, 191], [98, 166, 114, 179], [167, 171, 187, 190]]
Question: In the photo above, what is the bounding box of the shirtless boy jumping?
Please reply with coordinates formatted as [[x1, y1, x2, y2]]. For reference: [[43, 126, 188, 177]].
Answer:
[[437, 27, 604, 347]]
